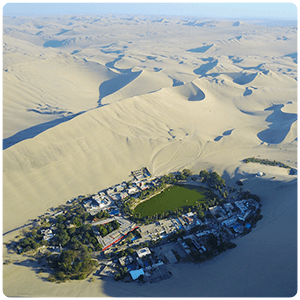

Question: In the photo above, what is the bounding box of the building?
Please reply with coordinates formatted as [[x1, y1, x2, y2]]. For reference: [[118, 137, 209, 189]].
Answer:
[[209, 206, 227, 222], [220, 216, 238, 228], [223, 203, 235, 217], [114, 184, 126, 192], [119, 255, 133, 267], [234, 200, 248, 214], [152, 261, 164, 268], [99, 265, 116, 277], [195, 229, 217, 238], [127, 186, 139, 195], [41, 228, 54, 241], [110, 193, 121, 201], [106, 188, 115, 195], [129, 269, 144, 280], [120, 191, 128, 199], [136, 247, 151, 258]]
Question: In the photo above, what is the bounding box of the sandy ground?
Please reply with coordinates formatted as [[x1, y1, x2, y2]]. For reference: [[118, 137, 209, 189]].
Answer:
[[2, 14, 297, 297]]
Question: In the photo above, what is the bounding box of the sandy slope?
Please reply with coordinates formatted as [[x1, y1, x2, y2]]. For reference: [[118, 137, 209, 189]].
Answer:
[[2, 14, 297, 297]]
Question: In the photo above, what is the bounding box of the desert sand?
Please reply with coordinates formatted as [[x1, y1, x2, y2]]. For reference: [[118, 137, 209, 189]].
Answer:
[[3, 14, 297, 297]]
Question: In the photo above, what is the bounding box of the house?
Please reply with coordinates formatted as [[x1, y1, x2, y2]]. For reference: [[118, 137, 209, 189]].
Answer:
[[129, 269, 144, 280], [144, 261, 152, 271], [115, 183, 127, 192], [136, 257, 144, 268], [220, 216, 238, 228], [106, 188, 115, 195], [98, 191, 106, 198], [119, 255, 133, 266], [41, 228, 54, 241], [127, 186, 139, 195], [110, 193, 121, 201], [120, 191, 128, 199], [136, 247, 151, 258]]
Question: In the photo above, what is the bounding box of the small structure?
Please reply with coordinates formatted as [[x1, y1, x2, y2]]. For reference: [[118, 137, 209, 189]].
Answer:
[[152, 261, 164, 268], [53, 211, 64, 217], [256, 171, 263, 177], [129, 269, 144, 280], [136, 247, 151, 258], [99, 265, 116, 277]]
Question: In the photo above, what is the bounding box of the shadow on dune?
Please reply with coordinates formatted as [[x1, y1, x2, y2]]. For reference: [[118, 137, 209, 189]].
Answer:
[[284, 53, 297, 64], [43, 40, 66, 48], [243, 87, 253, 96], [239, 63, 266, 72], [98, 70, 142, 106], [233, 72, 257, 85], [228, 56, 244, 63], [105, 54, 126, 71], [187, 44, 213, 53], [257, 104, 297, 144], [214, 128, 235, 142], [3, 112, 84, 150], [194, 59, 218, 76], [172, 78, 184, 87], [188, 83, 205, 101], [97, 54, 143, 106]]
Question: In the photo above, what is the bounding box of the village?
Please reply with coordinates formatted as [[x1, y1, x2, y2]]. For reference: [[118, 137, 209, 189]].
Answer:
[[13, 167, 262, 283]]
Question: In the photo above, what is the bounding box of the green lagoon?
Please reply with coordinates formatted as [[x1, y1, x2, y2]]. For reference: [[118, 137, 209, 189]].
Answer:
[[135, 185, 214, 217]]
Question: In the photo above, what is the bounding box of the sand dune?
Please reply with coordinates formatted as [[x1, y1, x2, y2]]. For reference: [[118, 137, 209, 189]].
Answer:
[[3, 14, 297, 297]]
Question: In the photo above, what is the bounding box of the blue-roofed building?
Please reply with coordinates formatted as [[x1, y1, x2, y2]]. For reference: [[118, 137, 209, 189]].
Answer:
[[129, 269, 144, 280], [126, 263, 135, 271], [233, 223, 241, 229], [144, 260, 151, 270], [109, 209, 120, 216]]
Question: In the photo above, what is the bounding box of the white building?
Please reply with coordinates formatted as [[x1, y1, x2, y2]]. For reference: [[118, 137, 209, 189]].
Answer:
[[136, 247, 151, 258], [119, 255, 133, 266], [127, 186, 139, 195]]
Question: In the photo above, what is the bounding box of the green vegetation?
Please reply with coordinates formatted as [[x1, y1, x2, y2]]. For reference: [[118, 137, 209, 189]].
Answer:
[[47, 247, 97, 282], [177, 169, 193, 180], [199, 170, 226, 189], [243, 157, 290, 169], [57, 222, 102, 251], [18, 205, 103, 254], [135, 185, 210, 218], [92, 210, 110, 221], [114, 266, 128, 281], [97, 220, 120, 237], [18, 234, 47, 252]]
